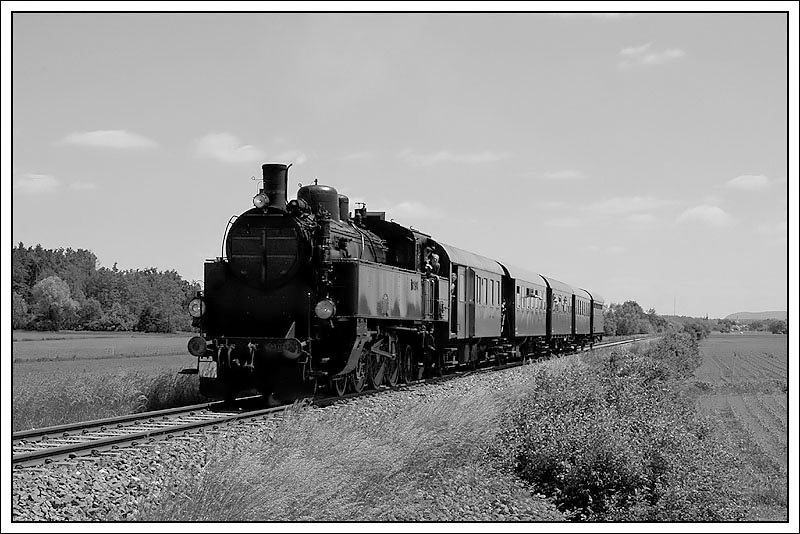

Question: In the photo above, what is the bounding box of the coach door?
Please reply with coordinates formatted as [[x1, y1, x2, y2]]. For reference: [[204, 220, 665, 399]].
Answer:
[[456, 265, 467, 338], [466, 267, 476, 337]]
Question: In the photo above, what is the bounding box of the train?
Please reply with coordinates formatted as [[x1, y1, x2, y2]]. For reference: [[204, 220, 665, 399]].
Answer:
[[187, 163, 604, 402]]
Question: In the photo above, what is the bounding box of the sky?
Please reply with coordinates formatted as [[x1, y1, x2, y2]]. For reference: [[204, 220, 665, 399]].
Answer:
[[8, 10, 793, 319]]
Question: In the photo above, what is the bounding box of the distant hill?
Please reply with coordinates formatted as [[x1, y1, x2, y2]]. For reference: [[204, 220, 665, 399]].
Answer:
[[725, 311, 787, 321]]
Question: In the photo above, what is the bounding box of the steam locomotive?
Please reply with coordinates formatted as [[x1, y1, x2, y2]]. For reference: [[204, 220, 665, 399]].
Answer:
[[187, 163, 604, 402]]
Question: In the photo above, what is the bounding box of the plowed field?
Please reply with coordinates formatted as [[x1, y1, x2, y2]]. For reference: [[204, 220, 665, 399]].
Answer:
[[696, 333, 788, 520]]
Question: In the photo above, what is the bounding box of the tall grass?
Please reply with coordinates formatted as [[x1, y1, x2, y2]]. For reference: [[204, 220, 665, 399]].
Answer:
[[12, 370, 204, 431], [136, 390, 564, 522]]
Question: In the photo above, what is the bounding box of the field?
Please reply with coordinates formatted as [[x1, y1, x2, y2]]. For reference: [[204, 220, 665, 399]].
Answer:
[[694, 333, 788, 520], [12, 332, 202, 432], [12, 330, 190, 361]]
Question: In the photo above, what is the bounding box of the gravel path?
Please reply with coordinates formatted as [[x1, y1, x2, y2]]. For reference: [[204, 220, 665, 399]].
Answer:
[[13, 359, 574, 522]]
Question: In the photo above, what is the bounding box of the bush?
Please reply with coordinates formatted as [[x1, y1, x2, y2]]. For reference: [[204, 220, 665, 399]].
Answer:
[[498, 334, 748, 521]]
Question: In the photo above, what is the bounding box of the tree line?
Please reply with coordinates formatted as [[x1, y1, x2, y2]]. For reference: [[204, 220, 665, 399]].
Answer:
[[12, 243, 200, 333], [603, 300, 788, 339]]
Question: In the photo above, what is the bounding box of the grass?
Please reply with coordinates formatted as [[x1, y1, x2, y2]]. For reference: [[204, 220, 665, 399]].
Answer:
[[12, 330, 190, 362], [136, 334, 781, 522], [12, 334, 203, 431], [136, 389, 565, 522]]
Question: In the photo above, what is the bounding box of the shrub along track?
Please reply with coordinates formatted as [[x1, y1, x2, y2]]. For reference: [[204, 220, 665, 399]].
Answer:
[[13, 337, 647, 469]]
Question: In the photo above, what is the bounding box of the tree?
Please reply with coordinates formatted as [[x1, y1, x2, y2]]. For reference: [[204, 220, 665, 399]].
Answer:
[[29, 275, 79, 330], [90, 302, 137, 331], [12, 291, 30, 329], [767, 320, 787, 334], [77, 297, 103, 328]]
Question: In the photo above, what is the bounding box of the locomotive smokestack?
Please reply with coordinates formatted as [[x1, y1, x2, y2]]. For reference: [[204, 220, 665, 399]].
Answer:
[[262, 163, 289, 213]]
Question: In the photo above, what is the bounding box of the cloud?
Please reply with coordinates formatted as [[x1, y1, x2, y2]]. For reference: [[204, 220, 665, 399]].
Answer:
[[385, 201, 444, 220], [542, 169, 585, 180], [619, 43, 685, 68], [272, 151, 308, 165], [340, 151, 374, 161], [14, 174, 60, 194], [196, 133, 266, 164], [726, 174, 770, 191], [676, 205, 733, 228], [69, 182, 97, 190], [399, 149, 510, 166], [61, 130, 157, 149], [588, 196, 674, 215]]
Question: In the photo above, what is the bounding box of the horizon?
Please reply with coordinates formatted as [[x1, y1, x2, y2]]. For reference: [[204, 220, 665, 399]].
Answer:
[[9, 12, 791, 318]]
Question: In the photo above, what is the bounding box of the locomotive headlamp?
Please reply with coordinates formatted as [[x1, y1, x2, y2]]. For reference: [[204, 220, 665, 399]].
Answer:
[[253, 192, 269, 209], [188, 298, 205, 318], [187, 336, 208, 357], [314, 298, 336, 320]]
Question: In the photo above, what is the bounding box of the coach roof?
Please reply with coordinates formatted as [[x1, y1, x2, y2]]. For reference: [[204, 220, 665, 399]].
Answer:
[[436, 242, 504, 275], [539, 274, 575, 294]]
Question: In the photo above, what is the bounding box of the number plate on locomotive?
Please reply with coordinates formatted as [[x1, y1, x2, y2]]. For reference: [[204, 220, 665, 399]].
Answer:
[[199, 360, 218, 378]]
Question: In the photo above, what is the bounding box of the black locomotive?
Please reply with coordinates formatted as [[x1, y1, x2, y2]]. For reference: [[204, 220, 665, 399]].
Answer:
[[187, 163, 604, 402]]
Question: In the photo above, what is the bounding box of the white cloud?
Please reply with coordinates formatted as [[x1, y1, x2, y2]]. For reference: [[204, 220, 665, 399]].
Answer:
[[619, 43, 685, 68], [69, 182, 97, 190], [399, 149, 510, 166], [620, 42, 653, 57], [272, 151, 308, 165], [196, 133, 266, 164], [588, 196, 674, 215], [61, 130, 157, 149], [542, 169, 585, 180], [676, 205, 733, 227], [726, 174, 770, 191], [385, 201, 444, 220], [14, 174, 60, 194]]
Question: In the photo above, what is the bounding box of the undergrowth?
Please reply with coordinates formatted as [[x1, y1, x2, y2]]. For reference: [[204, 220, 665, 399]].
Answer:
[[497, 333, 749, 521]]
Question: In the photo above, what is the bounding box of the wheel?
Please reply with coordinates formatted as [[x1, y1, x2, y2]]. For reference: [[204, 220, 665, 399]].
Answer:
[[385, 356, 400, 387], [400, 344, 415, 383], [350, 353, 371, 393], [331, 376, 348, 397], [369, 353, 385, 388]]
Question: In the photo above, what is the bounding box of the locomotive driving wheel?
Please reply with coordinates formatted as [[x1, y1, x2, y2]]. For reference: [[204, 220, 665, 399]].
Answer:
[[385, 355, 400, 387], [369, 353, 385, 388], [331, 376, 348, 397], [400, 344, 415, 384], [350, 351, 371, 393]]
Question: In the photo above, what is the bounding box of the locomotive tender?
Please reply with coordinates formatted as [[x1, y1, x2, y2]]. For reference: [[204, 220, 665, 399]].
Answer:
[[187, 163, 604, 401]]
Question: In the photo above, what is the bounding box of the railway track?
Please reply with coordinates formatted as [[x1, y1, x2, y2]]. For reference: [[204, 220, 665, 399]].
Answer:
[[12, 336, 651, 468]]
